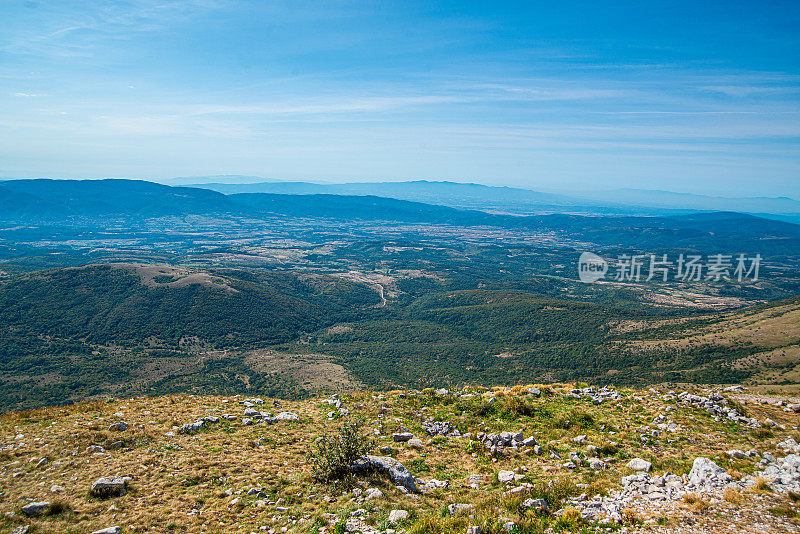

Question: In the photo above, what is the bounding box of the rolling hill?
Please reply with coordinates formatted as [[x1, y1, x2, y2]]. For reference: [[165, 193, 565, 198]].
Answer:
[[2, 261, 800, 412], [0, 263, 380, 345], [0, 179, 241, 220], [0, 264, 381, 410]]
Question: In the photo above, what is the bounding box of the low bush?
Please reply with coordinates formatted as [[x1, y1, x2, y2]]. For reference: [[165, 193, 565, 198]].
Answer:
[[310, 419, 375, 482]]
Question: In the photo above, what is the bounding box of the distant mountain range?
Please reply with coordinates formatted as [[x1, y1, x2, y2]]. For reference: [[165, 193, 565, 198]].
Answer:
[[0, 179, 231, 219], [2, 178, 800, 255], [181, 178, 800, 221], [574, 188, 800, 219], [185, 179, 660, 216]]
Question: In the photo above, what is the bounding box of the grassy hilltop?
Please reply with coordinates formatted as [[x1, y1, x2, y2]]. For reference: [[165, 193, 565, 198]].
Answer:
[[2, 383, 800, 533]]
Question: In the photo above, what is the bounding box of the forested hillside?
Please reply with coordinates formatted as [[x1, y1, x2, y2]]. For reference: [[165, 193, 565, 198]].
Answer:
[[0, 264, 380, 410], [0, 264, 379, 345]]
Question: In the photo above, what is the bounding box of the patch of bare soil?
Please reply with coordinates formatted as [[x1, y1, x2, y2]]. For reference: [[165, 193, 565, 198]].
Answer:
[[110, 263, 238, 293], [326, 324, 353, 335], [243, 349, 362, 391]]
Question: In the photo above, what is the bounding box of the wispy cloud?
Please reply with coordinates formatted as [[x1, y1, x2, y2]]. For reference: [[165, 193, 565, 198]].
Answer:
[[0, 0, 227, 58], [700, 85, 800, 98], [0, 1, 798, 193]]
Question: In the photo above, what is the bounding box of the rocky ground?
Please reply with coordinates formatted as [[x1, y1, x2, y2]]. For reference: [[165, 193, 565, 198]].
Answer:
[[2, 383, 800, 533]]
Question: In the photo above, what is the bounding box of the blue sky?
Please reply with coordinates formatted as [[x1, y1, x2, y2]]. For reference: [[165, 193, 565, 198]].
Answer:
[[1, 0, 799, 196]]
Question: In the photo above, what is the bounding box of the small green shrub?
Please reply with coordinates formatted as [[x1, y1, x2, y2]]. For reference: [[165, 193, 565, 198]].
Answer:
[[554, 409, 594, 430], [408, 458, 431, 473], [501, 396, 536, 418], [310, 419, 375, 482]]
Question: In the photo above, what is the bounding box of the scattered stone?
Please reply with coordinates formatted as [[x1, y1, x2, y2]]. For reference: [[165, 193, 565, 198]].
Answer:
[[588, 458, 607, 470], [21, 502, 49, 517], [726, 449, 747, 459], [90, 476, 128, 498], [571, 386, 620, 404], [345, 516, 378, 534], [108, 421, 128, 432], [407, 438, 424, 449], [777, 437, 800, 453], [323, 397, 343, 409], [274, 412, 299, 421], [522, 436, 538, 447], [420, 478, 449, 493], [522, 498, 548, 512], [447, 503, 475, 515], [723, 385, 744, 392], [679, 391, 760, 428], [759, 453, 800, 493], [388, 509, 409, 523], [687, 457, 733, 492], [247, 487, 266, 497], [178, 420, 205, 434], [626, 458, 652, 472], [422, 420, 457, 436], [92, 528, 121, 534], [364, 488, 383, 500], [393, 432, 413, 442], [466, 474, 487, 488], [351, 456, 418, 493], [498, 470, 515, 484], [477, 430, 536, 452]]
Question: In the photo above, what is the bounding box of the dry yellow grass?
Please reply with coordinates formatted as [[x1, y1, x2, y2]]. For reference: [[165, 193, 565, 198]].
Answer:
[[724, 488, 744, 504], [1, 384, 799, 533]]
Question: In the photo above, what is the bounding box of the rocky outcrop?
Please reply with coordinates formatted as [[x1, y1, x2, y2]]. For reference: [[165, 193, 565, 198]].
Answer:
[[90, 476, 129, 498], [21, 501, 49, 516], [350, 455, 418, 493], [758, 453, 800, 493], [687, 457, 733, 492]]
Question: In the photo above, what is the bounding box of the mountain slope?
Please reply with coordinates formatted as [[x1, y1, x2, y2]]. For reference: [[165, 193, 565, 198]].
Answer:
[[0, 179, 242, 219], [0, 264, 381, 410], [0, 263, 380, 345], [229, 192, 500, 225], [613, 295, 800, 385], [189, 179, 638, 214]]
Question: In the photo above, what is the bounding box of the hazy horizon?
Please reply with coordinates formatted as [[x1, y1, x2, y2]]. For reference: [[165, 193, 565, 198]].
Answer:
[[1, 1, 799, 197], [3, 174, 799, 206]]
